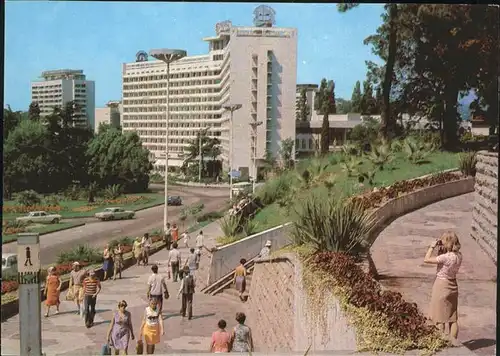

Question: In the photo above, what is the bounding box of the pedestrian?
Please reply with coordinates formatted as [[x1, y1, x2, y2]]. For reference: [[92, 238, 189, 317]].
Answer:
[[147, 264, 169, 314], [82, 270, 101, 328], [133, 237, 143, 266], [177, 266, 195, 320], [233, 259, 247, 301], [210, 319, 231, 353], [181, 231, 189, 249], [167, 242, 182, 282], [68, 261, 87, 318], [113, 243, 124, 280], [184, 248, 200, 279], [231, 312, 254, 352], [142, 233, 152, 266], [44, 266, 62, 317], [103, 244, 113, 281], [195, 230, 204, 258], [171, 223, 179, 243], [164, 223, 172, 251], [258, 240, 272, 258], [107, 300, 135, 355], [139, 298, 164, 355], [424, 231, 463, 340]]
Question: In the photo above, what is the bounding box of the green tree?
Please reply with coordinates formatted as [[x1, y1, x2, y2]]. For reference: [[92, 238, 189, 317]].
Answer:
[[374, 85, 383, 114], [279, 137, 295, 169], [28, 102, 41, 122], [336, 98, 353, 114], [297, 88, 310, 121], [339, 3, 398, 140], [314, 78, 328, 112], [320, 101, 330, 154], [183, 132, 222, 178], [361, 81, 377, 115], [86, 128, 153, 192], [351, 81, 362, 113], [327, 80, 337, 114], [3, 105, 22, 138]]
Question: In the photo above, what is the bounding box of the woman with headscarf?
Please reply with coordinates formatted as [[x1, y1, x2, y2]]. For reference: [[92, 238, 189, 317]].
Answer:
[[44, 266, 62, 317]]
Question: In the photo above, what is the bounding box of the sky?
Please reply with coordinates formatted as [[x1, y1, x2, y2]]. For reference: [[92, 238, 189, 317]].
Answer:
[[4, 1, 385, 111]]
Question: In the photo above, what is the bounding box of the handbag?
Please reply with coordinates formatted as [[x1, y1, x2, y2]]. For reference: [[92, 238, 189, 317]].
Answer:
[[101, 343, 111, 355], [65, 287, 75, 301], [164, 290, 169, 300], [136, 339, 144, 355]]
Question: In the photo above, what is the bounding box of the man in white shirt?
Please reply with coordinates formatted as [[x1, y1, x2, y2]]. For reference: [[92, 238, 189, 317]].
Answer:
[[258, 240, 272, 258], [147, 264, 168, 314], [195, 231, 204, 258], [167, 243, 182, 282], [141, 233, 153, 265]]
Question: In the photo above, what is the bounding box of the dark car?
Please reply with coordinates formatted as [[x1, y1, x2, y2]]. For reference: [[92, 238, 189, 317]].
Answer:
[[168, 196, 182, 206]]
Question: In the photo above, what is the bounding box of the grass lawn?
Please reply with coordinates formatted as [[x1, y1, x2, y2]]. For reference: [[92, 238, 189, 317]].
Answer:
[[2, 222, 85, 245], [2, 192, 164, 220], [253, 151, 459, 233]]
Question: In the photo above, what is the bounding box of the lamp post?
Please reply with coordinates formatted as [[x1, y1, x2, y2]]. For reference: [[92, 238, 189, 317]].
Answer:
[[198, 127, 209, 182], [249, 121, 263, 193], [223, 104, 242, 201], [149, 49, 187, 233]]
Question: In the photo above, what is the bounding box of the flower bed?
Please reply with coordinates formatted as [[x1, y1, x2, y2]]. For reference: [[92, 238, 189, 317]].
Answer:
[[350, 171, 461, 210], [302, 251, 448, 354], [3, 205, 63, 214]]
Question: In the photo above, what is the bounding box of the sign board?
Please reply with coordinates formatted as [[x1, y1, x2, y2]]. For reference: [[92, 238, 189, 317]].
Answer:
[[136, 50, 148, 62], [229, 170, 241, 178], [17, 234, 41, 284]]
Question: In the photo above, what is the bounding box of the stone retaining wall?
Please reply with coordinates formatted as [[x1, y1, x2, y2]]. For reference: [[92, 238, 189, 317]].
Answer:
[[471, 151, 498, 264]]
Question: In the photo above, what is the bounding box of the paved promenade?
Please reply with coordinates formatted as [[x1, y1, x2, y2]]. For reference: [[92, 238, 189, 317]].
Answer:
[[1, 221, 248, 355], [371, 193, 496, 356]]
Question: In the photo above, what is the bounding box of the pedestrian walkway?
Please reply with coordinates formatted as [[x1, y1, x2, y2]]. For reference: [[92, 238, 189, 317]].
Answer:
[[1, 221, 246, 355], [370, 193, 496, 356]]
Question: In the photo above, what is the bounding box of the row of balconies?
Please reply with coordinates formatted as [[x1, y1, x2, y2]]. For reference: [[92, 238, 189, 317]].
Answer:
[[123, 70, 221, 82], [122, 114, 222, 121], [123, 81, 219, 91], [123, 97, 219, 106], [123, 106, 219, 113]]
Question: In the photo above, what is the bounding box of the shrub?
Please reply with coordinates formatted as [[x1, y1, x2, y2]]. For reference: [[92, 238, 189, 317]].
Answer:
[[109, 236, 134, 249], [219, 215, 241, 238], [305, 252, 448, 353], [367, 143, 393, 171], [104, 184, 122, 200], [44, 195, 62, 207], [189, 202, 205, 215], [196, 211, 224, 223], [292, 194, 376, 256], [3, 220, 28, 234], [255, 172, 293, 206], [242, 218, 259, 237], [57, 245, 103, 264], [63, 185, 83, 201], [402, 137, 431, 164], [340, 157, 363, 178], [1, 281, 18, 295], [17, 190, 42, 206], [458, 151, 477, 177]]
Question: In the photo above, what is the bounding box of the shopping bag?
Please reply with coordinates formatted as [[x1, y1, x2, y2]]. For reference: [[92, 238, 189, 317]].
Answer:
[[65, 287, 75, 301], [101, 343, 111, 355], [136, 339, 144, 355], [164, 290, 170, 300]]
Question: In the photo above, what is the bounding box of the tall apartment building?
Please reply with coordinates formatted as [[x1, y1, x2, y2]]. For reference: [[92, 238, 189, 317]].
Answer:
[[31, 69, 96, 129], [94, 100, 122, 133], [121, 5, 297, 177]]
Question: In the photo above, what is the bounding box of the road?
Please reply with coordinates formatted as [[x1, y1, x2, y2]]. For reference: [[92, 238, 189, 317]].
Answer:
[[3, 186, 229, 265]]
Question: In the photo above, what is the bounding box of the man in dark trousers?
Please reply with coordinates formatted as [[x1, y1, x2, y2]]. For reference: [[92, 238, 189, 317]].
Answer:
[[82, 270, 101, 328], [177, 266, 195, 320], [164, 223, 172, 251], [24, 247, 33, 266]]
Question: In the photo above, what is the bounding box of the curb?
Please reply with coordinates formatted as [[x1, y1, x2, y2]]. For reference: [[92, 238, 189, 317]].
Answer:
[[0, 240, 167, 321], [1, 222, 87, 245]]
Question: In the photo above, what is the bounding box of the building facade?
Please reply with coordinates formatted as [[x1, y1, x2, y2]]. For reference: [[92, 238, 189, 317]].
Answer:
[[31, 69, 95, 129], [94, 100, 122, 133], [121, 6, 297, 177]]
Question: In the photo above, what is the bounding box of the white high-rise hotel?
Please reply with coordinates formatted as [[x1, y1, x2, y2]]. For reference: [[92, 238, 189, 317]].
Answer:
[[31, 69, 96, 128], [121, 6, 297, 176]]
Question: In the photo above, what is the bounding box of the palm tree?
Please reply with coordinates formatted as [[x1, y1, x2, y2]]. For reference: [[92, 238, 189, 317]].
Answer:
[[182, 132, 222, 178]]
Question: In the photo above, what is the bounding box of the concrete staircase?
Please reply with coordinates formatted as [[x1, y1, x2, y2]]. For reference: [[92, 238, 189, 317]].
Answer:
[[213, 270, 254, 303]]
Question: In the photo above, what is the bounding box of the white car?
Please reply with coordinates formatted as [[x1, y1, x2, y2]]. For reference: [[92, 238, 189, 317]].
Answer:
[[95, 207, 135, 221], [2, 253, 18, 274], [16, 211, 62, 224]]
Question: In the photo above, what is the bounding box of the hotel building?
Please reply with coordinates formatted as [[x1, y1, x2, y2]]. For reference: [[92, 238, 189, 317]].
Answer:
[[31, 69, 95, 129], [121, 6, 297, 177]]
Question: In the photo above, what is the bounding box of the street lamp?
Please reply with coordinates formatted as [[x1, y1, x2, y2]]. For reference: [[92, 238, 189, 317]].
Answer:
[[149, 48, 187, 234], [249, 121, 263, 193], [223, 103, 242, 201], [198, 127, 209, 182]]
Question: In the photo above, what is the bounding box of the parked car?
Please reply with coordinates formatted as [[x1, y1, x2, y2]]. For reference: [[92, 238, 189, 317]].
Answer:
[[2, 253, 18, 275], [16, 211, 62, 224], [95, 207, 135, 221], [168, 196, 182, 206]]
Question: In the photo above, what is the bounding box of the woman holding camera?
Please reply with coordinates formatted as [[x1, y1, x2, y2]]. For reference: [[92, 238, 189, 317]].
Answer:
[[424, 231, 462, 340]]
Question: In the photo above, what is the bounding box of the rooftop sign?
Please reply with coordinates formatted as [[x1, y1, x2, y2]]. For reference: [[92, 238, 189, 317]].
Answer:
[[136, 50, 148, 62], [253, 5, 276, 27]]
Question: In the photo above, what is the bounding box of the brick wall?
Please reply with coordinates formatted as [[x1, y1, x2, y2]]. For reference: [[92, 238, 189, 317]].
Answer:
[[471, 151, 498, 264]]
